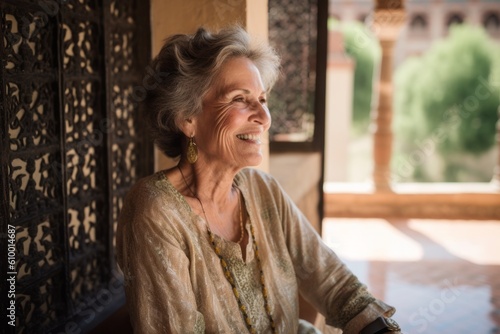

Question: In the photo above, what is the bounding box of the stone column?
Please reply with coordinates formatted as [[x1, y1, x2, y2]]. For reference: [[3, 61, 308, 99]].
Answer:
[[370, 0, 406, 191]]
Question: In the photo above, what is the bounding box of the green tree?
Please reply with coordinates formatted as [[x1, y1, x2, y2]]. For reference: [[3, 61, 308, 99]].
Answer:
[[332, 20, 381, 134], [394, 25, 500, 181]]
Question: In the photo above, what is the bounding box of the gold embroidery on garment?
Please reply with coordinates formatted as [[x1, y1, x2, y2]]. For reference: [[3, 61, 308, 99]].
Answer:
[[219, 235, 272, 333]]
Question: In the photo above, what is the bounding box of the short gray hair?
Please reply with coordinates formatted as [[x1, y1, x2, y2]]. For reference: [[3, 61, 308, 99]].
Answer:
[[144, 26, 281, 158]]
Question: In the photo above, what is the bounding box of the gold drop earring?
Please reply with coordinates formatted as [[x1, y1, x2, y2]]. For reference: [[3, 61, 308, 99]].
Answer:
[[187, 136, 198, 164]]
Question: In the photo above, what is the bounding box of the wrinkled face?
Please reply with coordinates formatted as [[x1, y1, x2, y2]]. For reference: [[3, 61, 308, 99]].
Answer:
[[193, 57, 271, 169]]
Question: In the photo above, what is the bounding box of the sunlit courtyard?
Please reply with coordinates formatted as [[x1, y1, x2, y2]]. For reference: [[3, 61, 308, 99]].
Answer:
[[323, 218, 500, 334]]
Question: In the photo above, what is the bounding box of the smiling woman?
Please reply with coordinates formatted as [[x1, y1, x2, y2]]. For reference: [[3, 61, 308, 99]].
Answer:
[[143, 27, 279, 160], [115, 26, 401, 334], [196, 57, 271, 169]]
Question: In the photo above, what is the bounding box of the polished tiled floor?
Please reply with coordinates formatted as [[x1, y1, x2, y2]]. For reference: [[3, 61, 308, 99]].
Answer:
[[322, 218, 500, 334]]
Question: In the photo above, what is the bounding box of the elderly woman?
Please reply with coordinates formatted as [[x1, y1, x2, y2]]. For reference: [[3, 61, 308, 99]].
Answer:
[[116, 27, 400, 334]]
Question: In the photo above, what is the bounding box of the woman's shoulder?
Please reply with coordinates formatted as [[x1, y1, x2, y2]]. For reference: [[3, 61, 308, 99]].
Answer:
[[119, 171, 191, 237], [123, 171, 184, 212], [126, 172, 166, 198], [237, 167, 278, 186], [236, 168, 284, 200]]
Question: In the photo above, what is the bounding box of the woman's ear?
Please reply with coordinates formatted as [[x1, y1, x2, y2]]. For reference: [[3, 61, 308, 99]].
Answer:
[[177, 116, 197, 138]]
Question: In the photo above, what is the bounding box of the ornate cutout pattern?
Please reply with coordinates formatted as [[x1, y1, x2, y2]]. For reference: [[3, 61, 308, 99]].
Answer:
[[268, 0, 318, 142], [1, 1, 151, 333]]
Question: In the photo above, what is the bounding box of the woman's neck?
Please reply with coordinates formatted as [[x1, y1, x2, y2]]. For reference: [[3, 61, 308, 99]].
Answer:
[[176, 160, 240, 207]]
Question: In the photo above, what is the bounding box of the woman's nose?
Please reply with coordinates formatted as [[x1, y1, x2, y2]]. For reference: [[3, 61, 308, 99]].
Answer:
[[251, 102, 271, 128]]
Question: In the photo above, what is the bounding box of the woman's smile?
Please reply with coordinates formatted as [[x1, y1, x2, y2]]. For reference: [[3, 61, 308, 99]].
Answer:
[[236, 133, 263, 145]]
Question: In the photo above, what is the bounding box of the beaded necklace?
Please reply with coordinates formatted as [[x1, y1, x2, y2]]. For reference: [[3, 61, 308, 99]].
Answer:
[[177, 166, 277, 333]]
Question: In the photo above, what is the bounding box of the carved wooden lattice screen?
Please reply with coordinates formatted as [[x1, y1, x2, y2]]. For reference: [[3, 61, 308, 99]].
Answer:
[[268, 0, 327, 152], [0, 1, 152, 333]]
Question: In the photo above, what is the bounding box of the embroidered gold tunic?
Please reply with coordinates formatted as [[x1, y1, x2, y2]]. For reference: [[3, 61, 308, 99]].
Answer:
[[116, 168, 395, 333]]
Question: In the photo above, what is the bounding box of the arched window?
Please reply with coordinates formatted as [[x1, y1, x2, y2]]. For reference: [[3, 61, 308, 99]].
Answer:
[[410, 14, 428, 34], [483, 11, 500, 33], [358, 13, 368, 23], [447, 13, 464, 28]]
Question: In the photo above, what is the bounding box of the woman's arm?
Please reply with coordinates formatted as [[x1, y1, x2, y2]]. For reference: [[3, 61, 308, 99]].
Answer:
[[268, 177, 397, 333], [116, 184, 205, 334]]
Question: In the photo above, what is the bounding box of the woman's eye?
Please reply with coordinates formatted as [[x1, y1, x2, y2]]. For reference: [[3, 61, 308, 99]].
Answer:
[[233, 97, 245, 102]]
